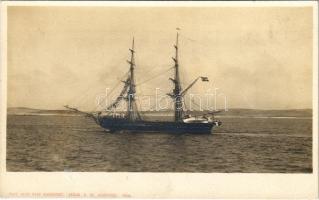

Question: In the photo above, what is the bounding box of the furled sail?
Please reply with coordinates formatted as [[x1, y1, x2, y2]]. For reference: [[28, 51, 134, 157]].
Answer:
[[106, 77, 130, 110]]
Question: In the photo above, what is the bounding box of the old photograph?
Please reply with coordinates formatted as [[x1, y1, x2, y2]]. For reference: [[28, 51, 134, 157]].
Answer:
[[1, 1, 318, 198], [5, 5, 315, 173]]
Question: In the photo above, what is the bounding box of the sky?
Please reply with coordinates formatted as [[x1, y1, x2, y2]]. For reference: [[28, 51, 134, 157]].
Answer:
[[7, 6, 313, 110]]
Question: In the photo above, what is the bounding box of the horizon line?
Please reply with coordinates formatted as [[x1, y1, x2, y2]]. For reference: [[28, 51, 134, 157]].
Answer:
[[7, 106, 313, 112]]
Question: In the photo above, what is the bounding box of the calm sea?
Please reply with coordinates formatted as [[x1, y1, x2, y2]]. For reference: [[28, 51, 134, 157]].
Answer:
[[7, 115, 312, 172]]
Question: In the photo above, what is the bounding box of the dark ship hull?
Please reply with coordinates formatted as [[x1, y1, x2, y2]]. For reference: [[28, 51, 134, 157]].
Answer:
[[98, 117, 215, 134]]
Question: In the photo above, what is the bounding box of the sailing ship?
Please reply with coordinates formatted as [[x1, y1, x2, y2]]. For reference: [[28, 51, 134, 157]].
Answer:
[[66, 32, 222, 134]]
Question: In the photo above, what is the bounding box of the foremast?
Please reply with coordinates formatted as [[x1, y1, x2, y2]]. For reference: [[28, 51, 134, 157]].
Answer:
[[126, 38, 141, 121], [169, 32, 184, 122]]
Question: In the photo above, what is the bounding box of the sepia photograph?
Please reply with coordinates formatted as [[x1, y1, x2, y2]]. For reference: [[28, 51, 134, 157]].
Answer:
[[0, 1, 318, 198]]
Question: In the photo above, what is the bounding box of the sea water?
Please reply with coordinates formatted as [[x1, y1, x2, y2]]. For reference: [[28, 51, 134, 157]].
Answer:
[[6, 115, 312, 172]]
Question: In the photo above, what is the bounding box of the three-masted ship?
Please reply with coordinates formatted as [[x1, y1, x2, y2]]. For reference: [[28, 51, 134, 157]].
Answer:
[[66, 32, 221, 134]]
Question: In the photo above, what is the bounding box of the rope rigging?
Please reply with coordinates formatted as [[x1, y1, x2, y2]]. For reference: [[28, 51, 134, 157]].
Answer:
[[92, 70, 130, 111], [68, 32, 213, 117], [105, 77, 130, 110], [136, 66, 174, 86]]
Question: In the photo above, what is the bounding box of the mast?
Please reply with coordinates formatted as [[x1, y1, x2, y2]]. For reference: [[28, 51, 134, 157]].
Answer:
[[126, 38, 141, 121], [171, 31, 183, 122]]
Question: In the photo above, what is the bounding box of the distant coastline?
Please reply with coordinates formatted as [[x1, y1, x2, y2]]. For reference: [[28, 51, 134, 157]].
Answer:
[[7, 107, 312, 118]]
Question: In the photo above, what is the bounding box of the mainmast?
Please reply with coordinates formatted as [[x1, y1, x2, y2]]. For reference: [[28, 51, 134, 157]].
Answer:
[[126, 38, 141, 121], [170, 31, 183, 122]]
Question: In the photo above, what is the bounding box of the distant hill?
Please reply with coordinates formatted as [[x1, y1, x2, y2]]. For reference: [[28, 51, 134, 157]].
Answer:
[[7, 107, 78, 115], [7, 107, 312, 117], [212, 108, 312, 117], [141, 109, 312, 117]]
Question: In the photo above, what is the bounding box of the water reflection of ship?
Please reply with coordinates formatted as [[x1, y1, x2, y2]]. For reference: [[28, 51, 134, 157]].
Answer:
[[65, 31, 222, 134]]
